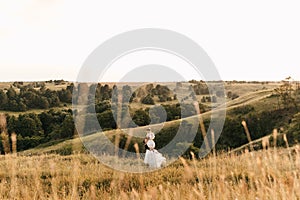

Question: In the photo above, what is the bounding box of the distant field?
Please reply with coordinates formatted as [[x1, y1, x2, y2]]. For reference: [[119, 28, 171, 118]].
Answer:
[[0, 81, 69, 91], [224, 82, 280, 97]]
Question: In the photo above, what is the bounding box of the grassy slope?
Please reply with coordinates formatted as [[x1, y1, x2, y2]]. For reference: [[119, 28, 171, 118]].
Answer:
[[2, 146, 300, 199]]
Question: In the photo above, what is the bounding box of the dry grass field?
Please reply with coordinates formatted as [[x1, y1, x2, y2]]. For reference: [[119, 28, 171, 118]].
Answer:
[[224, 82, 280, 97], [0, 145, 299, 200]]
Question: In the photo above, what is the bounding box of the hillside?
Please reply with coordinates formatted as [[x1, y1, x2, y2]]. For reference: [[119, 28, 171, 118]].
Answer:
[[21, 85, 293, 156], [1, 79, 299, 156]]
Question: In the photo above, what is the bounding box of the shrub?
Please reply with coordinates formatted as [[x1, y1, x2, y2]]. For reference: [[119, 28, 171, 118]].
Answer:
[[141, 94, 155, 105]]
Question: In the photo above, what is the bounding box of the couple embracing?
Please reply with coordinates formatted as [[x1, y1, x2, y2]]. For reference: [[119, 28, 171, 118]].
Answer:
[[143, 128, 166, 168]]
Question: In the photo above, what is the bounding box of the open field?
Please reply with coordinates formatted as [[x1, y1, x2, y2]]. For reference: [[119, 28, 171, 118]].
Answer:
[[1, 146, 299, 199], [224, 82, 280, 97]]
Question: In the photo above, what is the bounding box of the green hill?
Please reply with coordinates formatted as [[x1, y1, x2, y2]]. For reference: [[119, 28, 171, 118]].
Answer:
[[21, 84, 299, 156]]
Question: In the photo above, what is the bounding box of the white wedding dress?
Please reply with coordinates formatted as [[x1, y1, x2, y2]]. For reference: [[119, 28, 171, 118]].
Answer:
[[144, 140, 166, 168]]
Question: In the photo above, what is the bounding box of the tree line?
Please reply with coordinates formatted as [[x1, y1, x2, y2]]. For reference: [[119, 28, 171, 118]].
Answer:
[[0, 84, 73, 111], [0, 109, 74, 153]]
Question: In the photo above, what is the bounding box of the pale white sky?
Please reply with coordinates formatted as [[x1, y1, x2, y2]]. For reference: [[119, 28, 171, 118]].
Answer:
[[0, 0, 299, 82]]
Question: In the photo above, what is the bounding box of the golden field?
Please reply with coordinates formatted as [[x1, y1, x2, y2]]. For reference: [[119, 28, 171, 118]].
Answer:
[[0, 145, 299, 200]]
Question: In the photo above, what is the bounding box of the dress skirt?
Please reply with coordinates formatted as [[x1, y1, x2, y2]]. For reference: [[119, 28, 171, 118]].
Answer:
[[144, 149, 166, 168]]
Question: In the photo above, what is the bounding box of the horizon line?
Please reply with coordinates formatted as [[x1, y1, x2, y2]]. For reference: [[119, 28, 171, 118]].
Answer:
[[0, 79, 294, 83]]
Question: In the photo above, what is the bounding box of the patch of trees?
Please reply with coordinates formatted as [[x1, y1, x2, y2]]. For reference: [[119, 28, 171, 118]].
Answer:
[[45, 79, 66, 85], [227, 91, 239, 100], [230, 105, 255, 116], [137, 84, 174, 104], [192, 83, 209, 95], [13, 82, 46, 89], [130, 104, 194, 127], [201, 96, 217, 103], [216, 107, 298, 150], [73, 83, 113, 105], [132, 109, 151, 126], [54, 80, 66, 85], [0, 84, 73, 111], [141, 94, 155, 105], [287, 112, 300, 144], [82, 110, 117, 134], [151, 84, 171, 96], [0, 109, 75, 153], [226, 80, 269, 84], [88, 101, 208, 129], [124, 103, 207, 128], [274, 77, 298, 110], [149, 103, 206, 123], [95, 84, 113, 101], [12, 82, 24, 88]]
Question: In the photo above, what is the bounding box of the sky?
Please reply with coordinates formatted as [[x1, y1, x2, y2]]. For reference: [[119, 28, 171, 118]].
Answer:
[[0, 0, 300, 82]]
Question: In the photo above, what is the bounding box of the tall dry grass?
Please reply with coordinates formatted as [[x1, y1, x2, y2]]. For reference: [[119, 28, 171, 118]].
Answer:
[[0, 145, 299, 199], [0, 114, 11, 154], [1, 111, 299, 199]]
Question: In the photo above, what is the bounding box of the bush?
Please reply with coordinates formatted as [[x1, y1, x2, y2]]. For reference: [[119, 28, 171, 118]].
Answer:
[[231, 105, 255, 115], [287, 112, 300, 144], [141, 94, 155, 105], [132, 109, 150, 126], [55, 144, 73, 155], [17, 135, 45, 151]]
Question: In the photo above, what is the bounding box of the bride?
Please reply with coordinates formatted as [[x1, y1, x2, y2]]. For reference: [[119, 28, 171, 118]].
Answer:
[[144, 139, 166, 168]]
